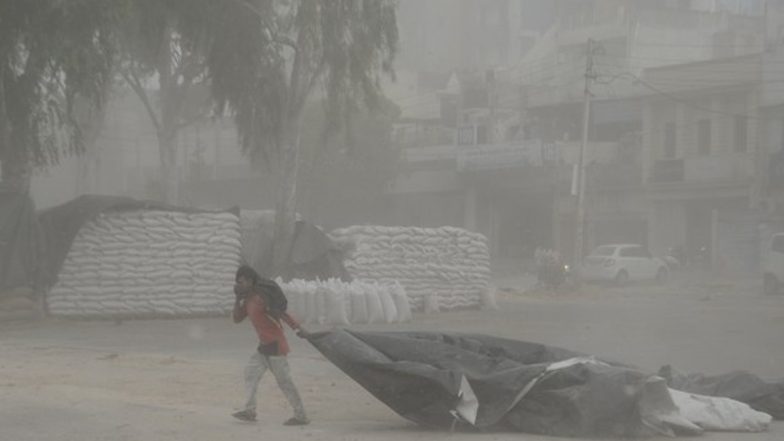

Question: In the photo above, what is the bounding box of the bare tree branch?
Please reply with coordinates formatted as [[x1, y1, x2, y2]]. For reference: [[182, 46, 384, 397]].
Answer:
[[227, 0, 298, 51], [300, 57, 326, 112], [121, 67, 162, 133], [176, 106, 210, 129]]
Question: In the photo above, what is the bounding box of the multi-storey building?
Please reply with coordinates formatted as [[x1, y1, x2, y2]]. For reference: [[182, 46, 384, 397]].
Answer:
[[642, 54, 763, 272]]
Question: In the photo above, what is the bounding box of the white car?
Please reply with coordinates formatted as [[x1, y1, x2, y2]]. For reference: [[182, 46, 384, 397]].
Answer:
[[580, 244, 668, 285], [763, 233, 784, 295]]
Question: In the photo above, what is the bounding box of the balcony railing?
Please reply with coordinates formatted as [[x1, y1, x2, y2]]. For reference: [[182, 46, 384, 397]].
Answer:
[[649, 155, 754, 184], [650, 158, 685, 183]]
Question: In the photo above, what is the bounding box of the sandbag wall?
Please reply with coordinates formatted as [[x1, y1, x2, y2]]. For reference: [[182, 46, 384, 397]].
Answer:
[[329, 226, 492, 311], [279, 279, 412, 326], [47, 210, 241, 318]]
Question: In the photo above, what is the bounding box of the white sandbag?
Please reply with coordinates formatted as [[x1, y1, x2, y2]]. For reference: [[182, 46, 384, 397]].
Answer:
[[324, 287, 350, 326], [315, 287, 327, 325], [304, 287, 318, 324], [350, 287, 369, 324], [377, 285, 398, 324], [286, 287, 306, 322], [365, 289, 384, 324], [669, 389, 772, 432], [391, 282, 412, 322], [424, 293, 440, 314], [332, 225, 490, 312], [47, 208, 244, 319]]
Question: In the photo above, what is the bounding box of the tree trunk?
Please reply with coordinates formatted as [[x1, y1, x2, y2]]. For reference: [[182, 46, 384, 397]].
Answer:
[[0, 83, 31, 193], [157, 129, 179, 205], [0, 153, 32, 194], [271, 117, 303, 277]]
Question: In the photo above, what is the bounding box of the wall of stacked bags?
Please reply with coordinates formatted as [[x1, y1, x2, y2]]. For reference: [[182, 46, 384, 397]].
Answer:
[[329, 226, 493, 312], [279, 278, 412, 326], [47, 210, 241, 318]]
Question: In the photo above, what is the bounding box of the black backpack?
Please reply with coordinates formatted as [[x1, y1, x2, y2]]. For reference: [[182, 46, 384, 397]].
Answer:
[[256, 277, 288, 315]]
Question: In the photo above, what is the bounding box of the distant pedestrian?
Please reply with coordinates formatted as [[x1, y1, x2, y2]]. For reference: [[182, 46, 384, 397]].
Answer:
[[231, 265, 310, 426]]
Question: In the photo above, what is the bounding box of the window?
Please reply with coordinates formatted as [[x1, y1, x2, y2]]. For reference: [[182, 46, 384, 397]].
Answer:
[[772, 235, 784, 253], [697, 119, 711, 156], [734, 115, 748, 152], [457, 126, 475, 145], [620, 246, 644, 258], [592, 246, 616, 257], [476, 125, 488, 144], [664, 122, 676, 158]]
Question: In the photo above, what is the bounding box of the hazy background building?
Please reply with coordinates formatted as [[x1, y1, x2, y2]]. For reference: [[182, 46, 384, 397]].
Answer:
[[28, 0, 784, 274]]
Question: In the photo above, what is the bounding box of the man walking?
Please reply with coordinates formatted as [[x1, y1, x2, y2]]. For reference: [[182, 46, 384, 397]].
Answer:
[[231, 265, 310, 426]]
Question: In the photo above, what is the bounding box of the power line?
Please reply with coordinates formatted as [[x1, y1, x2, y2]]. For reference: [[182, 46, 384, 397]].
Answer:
[[590, 70, 769, 121], [597, 53, 776, 62], [631, 42, 764, 48]]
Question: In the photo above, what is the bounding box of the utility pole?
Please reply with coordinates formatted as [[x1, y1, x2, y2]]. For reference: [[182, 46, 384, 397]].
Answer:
[[574, 39, 596, 280], [753, 0, 770, 211]]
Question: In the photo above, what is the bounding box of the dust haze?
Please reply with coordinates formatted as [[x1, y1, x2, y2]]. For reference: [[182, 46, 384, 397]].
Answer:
[[1, 1, 784, 440]]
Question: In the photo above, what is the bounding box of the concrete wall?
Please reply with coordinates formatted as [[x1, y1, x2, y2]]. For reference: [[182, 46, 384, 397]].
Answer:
[[716, 210, 761, 273], [649, 200, 687, 257]]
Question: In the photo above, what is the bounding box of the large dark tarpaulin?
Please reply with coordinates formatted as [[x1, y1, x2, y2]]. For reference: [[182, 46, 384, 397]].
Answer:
[[308, 330, 703, 438], [0, 191, 44, 294], [37, 195, 237, 288]]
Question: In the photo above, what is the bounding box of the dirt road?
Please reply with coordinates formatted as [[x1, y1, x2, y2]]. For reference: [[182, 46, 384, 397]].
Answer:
[[1, 276, 782, 441]]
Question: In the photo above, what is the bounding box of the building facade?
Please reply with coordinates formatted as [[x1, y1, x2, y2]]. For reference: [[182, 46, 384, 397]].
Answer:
[[642, 54, 763, 272]]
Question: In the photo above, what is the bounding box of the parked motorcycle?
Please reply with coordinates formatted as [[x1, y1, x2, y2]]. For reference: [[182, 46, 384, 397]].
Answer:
[[664, 246, 684, 271], [539, 259, 571, 290]]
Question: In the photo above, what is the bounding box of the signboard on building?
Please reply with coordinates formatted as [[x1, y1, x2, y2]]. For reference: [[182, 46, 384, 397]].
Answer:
[[769, 148, 784, 190], [457, 140, 556, 171], [457, 126, 476, 146]]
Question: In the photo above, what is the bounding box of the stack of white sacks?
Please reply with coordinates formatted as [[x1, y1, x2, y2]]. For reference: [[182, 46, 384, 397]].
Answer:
[[48, 210, 241, 318], [329, 226, 493, 312], [278, 278, 412, 325]]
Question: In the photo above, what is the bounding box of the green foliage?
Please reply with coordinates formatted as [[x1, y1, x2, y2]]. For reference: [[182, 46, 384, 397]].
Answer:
[[207, 0, 284, 164], [209, 0, 398, 164], [0, 0, 120, 169], [118, 0, 218, 135], [0, 0, 399, 204]]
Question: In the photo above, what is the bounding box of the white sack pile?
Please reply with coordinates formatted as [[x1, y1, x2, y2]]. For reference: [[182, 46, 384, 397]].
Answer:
[[329, 226, 492, 312], [278, 278, 412, 326], [48, 210, 241, 318]]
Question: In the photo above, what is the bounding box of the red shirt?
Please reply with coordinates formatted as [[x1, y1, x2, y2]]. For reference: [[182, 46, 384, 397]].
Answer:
[[244, 293, 300, 356]]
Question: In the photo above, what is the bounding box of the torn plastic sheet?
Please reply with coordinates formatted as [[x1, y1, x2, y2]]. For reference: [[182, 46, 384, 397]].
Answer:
[[670, 389, 772, 432], [307, 330, 773, 438]]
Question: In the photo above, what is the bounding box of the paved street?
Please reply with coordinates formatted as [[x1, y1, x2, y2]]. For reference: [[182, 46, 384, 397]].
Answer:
[[1, 274, 783, 441]]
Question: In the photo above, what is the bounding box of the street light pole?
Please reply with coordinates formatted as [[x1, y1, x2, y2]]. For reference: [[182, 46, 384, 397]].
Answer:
[[574, 39, 596, 280]]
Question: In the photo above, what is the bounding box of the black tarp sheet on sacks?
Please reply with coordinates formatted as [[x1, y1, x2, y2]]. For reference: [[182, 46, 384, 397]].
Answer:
[[37, 195, 237, 288], [307, 330, 701, 438]]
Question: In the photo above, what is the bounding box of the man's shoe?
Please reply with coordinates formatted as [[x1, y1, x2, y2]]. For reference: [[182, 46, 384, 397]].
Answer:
[[232, 410, 257, 422], [283, 417, 309, 426]]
